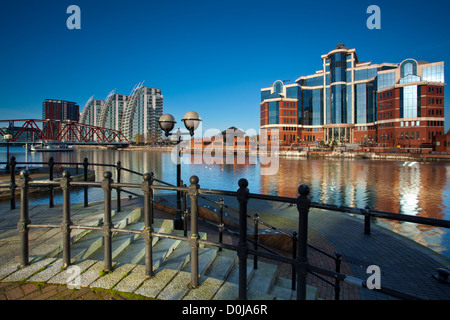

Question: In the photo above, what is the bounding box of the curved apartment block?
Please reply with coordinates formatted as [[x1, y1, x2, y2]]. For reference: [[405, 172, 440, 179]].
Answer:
[[80, 84, 163, 142]]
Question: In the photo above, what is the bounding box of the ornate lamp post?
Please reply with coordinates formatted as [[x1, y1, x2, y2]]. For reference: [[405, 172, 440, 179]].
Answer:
[[3, 131, 12, 172], [159, 111, 202, 230]]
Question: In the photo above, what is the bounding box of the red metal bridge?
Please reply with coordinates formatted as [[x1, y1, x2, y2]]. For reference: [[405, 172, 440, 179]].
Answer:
[[0, 119, 130, 144]]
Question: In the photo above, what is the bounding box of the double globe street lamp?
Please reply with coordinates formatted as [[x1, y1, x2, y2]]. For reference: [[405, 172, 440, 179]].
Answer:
[[3, 132, 13, 172], [159, 111, 202, 230]]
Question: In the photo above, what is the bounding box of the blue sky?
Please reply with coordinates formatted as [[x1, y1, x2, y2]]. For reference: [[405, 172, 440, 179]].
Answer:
[[0, 0, 449, 132]]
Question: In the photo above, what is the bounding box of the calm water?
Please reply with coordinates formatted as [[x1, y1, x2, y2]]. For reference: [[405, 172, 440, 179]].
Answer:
[[1, 146, 449, 258]]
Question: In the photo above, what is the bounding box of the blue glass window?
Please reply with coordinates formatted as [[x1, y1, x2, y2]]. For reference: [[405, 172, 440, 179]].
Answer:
[[422, 65, 445, 83], [286, 86, 300, 99], [378, 72, 395, 90], [400, 86, 418, 118], [400, 60, 417, 78], [399, 74, 421, 84], [261, 90, 271, 102], [274, 81, 283, 94], [355, 82, 376, 124], [268, 101, 279, 124]]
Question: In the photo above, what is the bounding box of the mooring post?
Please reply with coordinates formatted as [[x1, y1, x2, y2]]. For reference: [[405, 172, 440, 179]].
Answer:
[[237, 178, 249, 300], [101, 171, 113, 272], [17, 170, 31, 267], [60, 171, 72, 268], [187, 175, 200, 288], [296, 184, 311, 300], [9, 156, 16, 210], [142, 172, 154, 277]]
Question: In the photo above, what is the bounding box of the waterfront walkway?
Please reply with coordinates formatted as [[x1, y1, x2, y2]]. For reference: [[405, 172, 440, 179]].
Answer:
[[0, 193, 449, 300]]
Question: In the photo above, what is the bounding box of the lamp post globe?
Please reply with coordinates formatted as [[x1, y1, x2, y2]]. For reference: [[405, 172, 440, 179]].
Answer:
[[158, 114, 177, 137], [3, 133, 12, 171], [182, 111, 202, 136]]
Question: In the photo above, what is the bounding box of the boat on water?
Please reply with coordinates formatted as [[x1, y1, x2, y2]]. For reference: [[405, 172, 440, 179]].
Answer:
[[30, 142, 74, 152]]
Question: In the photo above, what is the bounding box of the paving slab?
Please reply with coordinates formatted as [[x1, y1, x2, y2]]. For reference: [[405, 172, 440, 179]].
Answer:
[[183, 276, 224, 300], [134, 268, 178, 298], [157, 270, 191, 300], [0, 261, 20, 280], [47, 259, 97, 285], [27, 259, 64, 283], [78, 260, 118, 288], [113, 264, 148, 293], [90, 263, 136, 290], [2, 258, 56, 282]]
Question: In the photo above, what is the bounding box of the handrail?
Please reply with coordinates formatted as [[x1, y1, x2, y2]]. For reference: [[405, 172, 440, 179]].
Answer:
[[7, 159, 449, 300]]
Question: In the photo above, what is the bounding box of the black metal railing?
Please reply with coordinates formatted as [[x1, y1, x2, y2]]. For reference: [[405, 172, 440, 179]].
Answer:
[[7, 158, 450, 300], [3, 157, 450, 299]]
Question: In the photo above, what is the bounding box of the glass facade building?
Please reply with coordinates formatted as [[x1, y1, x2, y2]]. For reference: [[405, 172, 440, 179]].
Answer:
[[260, 44, 445, 146]]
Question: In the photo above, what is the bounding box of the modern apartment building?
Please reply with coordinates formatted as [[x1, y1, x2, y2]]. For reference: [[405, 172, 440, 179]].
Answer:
[[79, 97, 104, 127], [42, 99, 80, 122], [79, 85, 163, 142], [260, 44, 445, 148]]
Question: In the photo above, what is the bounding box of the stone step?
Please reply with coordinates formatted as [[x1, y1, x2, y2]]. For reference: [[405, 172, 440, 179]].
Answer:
[[182, 248, 237, 300], [112, 219, 176, 265], [212, 259, 256, 300], [157, 246, 218, 300], [247, 261, 279, 294], [27, 205, 117, 259], [67, 208, 142, 261], [268, 276, 318, 300], [87, 222, 146, 261]]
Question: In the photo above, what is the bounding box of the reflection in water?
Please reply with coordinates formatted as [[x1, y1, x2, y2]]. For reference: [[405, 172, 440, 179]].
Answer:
[[1, 147, 449, 258]]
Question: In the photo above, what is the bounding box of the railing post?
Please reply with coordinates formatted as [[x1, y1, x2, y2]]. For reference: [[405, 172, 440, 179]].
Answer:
[[183, 183, 188, 237], [237, 178, 249, 300], [291, 231, 298, 290], [253, 212, 259, 270], [48, 157, 54, 208], [187, 176, 200, 288], [334, 252, 342, 300], [296, 184, 311, 300], [83, 158, 89, 207], [9, 156, 16, 210], [101, 171, 113, 272], [364, 206, 371, 235], [17, 170, 31, 267], [141, 172, 154, 277], [116, 161, 122, 212], [218, 198, 224, 251], [60, 171, 72, 268]]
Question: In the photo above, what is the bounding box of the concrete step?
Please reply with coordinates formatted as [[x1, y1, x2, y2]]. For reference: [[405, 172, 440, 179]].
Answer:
[[247, 261, 279, 294], [268, 276, 318, 300], [212, 259, 256, 300], [67, 208, 141, 261], [28, 205, 117, 259], [137, 240, 218, 301], [113, 219, 176, 265], [87, 222, 146, 261], [182, 248, 237, 300]]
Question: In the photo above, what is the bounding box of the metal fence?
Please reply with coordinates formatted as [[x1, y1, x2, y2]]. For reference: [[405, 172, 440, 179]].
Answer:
[[3, 157, 450, 300]]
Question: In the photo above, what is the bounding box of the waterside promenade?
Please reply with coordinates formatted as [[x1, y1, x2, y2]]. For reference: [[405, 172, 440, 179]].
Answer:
[[0, 189, 449, 301]]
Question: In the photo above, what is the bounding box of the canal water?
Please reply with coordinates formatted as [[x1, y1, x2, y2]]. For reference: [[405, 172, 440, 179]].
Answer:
[[1, 146, 449, 259]]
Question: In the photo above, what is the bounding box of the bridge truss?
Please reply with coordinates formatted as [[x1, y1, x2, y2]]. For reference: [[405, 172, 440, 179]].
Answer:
[[0, 119, 130, 144]]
